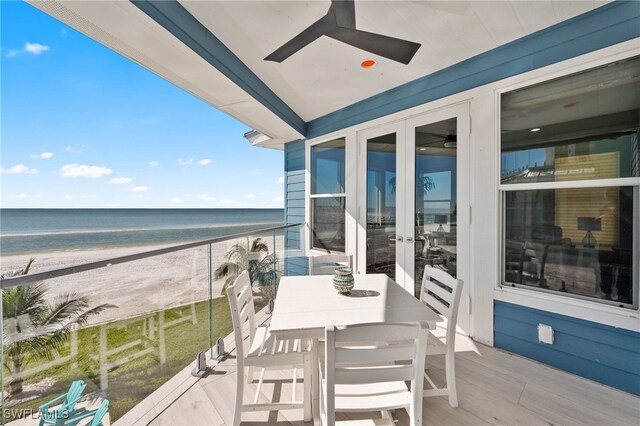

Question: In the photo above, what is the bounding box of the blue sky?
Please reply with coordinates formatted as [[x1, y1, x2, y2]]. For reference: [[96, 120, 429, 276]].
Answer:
[[1, 1, 285, 209]]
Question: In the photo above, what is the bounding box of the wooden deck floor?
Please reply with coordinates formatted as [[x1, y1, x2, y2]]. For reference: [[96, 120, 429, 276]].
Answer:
[[123, 310, 639, 426]]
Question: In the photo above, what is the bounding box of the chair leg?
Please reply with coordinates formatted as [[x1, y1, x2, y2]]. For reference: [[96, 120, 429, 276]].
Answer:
[[234, 367, 244, 426], [445, 350, 458, 407], [247, 366, 254, 384], [303, 354, 312, 422]]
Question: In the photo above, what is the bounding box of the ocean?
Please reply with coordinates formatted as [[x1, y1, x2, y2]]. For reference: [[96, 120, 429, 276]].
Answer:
[[0, 208, 284, 256]]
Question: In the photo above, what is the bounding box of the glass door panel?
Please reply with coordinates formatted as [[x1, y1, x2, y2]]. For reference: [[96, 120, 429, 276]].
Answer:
[[414, 119, 458, 296], [366, 133, 397, 280]]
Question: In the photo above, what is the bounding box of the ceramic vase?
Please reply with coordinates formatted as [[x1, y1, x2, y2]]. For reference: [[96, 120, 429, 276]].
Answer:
[[333, 266, 354, 295]]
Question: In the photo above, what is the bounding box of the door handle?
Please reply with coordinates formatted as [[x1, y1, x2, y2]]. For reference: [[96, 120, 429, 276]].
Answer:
[[396, 236, 404, 243], [406, 237, 414, 243]]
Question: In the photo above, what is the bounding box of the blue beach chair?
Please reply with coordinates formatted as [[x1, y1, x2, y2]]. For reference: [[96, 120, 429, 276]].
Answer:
[[39, 380, 87, 426], [64, 399, 109, 426]]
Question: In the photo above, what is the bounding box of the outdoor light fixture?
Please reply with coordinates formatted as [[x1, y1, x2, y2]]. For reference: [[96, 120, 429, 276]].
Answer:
[[530, 128, 541, 132], [577, 217, 601, 248], [361, 59, 376, 68]]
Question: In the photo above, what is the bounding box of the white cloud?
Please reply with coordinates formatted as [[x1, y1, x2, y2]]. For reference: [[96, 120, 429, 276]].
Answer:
[[248, 169, 261, 176], [6, 49, 18, 58], [198, 158, 211, 166], [24, 42, 50, 55], [1, 164, 38, 175], [170, 197, 183, 204], [246, 193, 255, 199], [60, 164, 112, 178], [219, 198, 239, 206], [31, 152, 53, 159], [178, 158, 194, 166], [199, 193, 217, 201], [108, 177, 132, 184], [131, 186, 149, 193], [277, 176, 285, 184], [10, 193, 28, 199], [64, 195, 74, 200], [149, 161, 159, 167]]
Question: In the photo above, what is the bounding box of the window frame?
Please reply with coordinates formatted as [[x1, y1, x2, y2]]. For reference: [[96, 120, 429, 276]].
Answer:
[[307, 137, 347, 254], [497, 59, 640, 310]]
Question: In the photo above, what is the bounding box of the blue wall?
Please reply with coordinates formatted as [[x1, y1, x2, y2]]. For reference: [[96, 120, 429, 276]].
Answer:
[[495, 301, 640, 396], [284, 140, 308, 276], [306, 1, 640, 138]]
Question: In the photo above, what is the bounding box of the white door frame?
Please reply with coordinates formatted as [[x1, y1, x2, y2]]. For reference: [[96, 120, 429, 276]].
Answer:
[[356, 121, 406, 285], [355, 103, 471, 334], [405, 103, 471, 334]]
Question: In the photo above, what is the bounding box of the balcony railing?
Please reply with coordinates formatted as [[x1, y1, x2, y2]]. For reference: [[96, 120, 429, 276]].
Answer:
[[0, 223, 304, 424]]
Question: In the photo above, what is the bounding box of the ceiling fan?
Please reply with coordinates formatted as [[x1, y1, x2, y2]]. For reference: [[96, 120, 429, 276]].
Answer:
[[264, 0, 421, 65]]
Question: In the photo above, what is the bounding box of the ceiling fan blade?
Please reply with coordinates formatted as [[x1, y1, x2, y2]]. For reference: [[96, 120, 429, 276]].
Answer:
[[264, 13, 336, 62], [327, 27, 421, 64], [330, 0, 356, 29]]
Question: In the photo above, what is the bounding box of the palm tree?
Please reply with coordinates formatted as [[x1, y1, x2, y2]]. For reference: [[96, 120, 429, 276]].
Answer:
[[214, 238, 279, 295], [2, 258, 115, 397]]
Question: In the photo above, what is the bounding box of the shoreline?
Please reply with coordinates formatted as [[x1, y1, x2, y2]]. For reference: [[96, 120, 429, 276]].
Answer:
[[1, 235, 285, 326]]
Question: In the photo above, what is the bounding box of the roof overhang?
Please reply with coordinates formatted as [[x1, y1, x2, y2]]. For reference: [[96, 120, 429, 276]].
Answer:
[[26, 1, 638, 147]]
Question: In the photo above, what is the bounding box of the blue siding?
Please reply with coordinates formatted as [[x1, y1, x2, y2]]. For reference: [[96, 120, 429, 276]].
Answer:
[[307, 1, 640, 139], [494, 301, 640, 395], [284, 141, 308, 276]]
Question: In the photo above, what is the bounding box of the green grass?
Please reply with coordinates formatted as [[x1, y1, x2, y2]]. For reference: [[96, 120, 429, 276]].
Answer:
[[3, 297, 233, 422]]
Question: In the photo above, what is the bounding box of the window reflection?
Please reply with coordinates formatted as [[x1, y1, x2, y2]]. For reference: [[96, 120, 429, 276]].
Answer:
[[310, 138, 346, 252], [414, 119, 458, 297], [366, 133, 396, 280], [311, 197, 345, 252], [504, 187, 635, 306]]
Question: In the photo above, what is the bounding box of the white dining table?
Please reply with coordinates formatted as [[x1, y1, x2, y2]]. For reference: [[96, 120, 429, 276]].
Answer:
[[268, 273, 442, 424], [270, 273, 442, 337]]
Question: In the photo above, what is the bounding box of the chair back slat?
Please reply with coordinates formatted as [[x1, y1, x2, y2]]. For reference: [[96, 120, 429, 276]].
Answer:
[[335, 364, 414, 384], [227, 271, 256, 365], [423, 294, 450, 318], [335, 344, 416, 364], [423, 278, 454, 306], [90, 399, 109, 426], [333, 323, 418, 343], [421, 266, 462, 321], [309, 254, 353, 275], [66, 380, 86, 405]]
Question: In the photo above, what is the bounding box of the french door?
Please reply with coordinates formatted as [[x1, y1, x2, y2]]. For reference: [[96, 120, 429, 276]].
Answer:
[[357, 103, 470, 331]]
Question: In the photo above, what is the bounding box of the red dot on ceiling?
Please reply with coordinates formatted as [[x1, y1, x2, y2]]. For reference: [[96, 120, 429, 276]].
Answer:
[[361, 59, 376, 68], [564, 101, 578, 108]]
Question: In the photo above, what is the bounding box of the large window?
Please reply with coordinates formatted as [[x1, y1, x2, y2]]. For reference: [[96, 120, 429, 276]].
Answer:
[[310, 138, 346, 252], [501, 56, 639, 309]]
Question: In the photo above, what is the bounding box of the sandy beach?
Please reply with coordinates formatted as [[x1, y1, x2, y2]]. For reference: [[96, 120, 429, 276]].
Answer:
[[0, 234, 285, 325]]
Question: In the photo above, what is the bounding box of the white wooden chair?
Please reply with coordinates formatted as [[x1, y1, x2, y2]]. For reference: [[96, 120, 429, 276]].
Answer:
[[321, 322, 429, 426], [227, 271, 312, 425], [309, 254, 353, 275], [420, 266, 464, 407]]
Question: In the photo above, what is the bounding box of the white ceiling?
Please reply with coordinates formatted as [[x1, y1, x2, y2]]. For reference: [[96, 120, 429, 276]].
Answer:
[[181, 0, 610, 121], [28, 0, 612, 144]]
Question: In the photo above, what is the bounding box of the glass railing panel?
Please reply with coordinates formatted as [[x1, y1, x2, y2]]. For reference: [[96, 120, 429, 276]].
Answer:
[[1, 223, 302, 424], [210, 229, 284, 312], [282, 223, 308, 278], [1, 246, 213, 424]]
